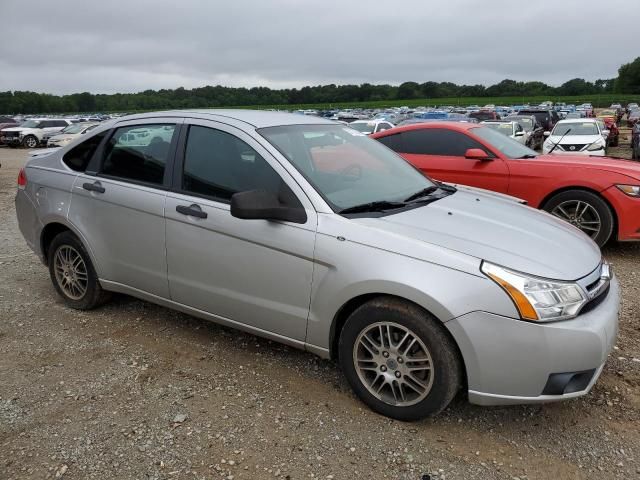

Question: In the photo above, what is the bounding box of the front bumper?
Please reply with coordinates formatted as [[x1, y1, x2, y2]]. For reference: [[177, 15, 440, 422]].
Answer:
[[602, 186, 640, 241], [1, 135, 22, 145], [446, 276, 619, 406]]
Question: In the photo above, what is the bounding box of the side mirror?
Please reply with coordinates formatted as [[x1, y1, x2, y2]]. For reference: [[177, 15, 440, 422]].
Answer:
[[515, 131, 525, 137], [543, 131, 551, 137], [464, 148, 491, 161], [231, 190, 307, 224]]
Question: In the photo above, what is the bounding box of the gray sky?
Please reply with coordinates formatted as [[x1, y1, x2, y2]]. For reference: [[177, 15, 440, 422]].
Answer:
[[1, 0, 638, 95]]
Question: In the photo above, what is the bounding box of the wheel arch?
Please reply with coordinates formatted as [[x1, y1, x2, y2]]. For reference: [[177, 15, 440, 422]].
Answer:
[[40, 220, 101, 273], [539, 186, 619, 238], [328, 293, 468, 389]]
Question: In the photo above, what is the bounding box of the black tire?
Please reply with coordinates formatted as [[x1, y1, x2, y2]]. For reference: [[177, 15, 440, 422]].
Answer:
[[22, 135, 39, 149], [338, 297, 462, 421], [542, 190, 614, 247], [47, 231, 110, 310]]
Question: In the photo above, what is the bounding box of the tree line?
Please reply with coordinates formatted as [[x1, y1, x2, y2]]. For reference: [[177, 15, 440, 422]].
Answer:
[[2, 58, 639, 115]]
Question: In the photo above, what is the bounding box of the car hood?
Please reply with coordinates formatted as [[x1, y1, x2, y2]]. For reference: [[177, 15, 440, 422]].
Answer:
[[354, 190, 601, 281], [530, 154, 640, 180], [547, 134, 603, 144], [1, 126, 26, 132]]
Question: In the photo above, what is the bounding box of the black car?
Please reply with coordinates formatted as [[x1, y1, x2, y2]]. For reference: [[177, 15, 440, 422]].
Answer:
[[504, 114, 545, 150], [517, 109, 559, 132]]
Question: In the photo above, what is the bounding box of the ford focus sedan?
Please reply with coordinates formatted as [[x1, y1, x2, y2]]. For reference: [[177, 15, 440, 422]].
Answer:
[[16, 110, 618, 420]]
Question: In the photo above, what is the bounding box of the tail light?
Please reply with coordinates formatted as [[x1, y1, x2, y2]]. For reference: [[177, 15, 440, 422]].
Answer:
[[17, 168, 27, 190]]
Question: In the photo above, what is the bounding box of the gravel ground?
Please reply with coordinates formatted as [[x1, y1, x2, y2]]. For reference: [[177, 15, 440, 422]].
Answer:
[[0, 145, 639, 480]]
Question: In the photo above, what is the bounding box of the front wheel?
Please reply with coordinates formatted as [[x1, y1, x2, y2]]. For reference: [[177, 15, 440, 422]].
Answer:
[[22, 135, 39, 148], [543, 190, 614, 247], [338, 297, 462, 421], [48, 231, 110, 309]]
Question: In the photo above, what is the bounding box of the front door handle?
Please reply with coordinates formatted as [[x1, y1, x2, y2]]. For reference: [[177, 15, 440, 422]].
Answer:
[[82, 181, 105, 193], [176, 204, 207, 219]]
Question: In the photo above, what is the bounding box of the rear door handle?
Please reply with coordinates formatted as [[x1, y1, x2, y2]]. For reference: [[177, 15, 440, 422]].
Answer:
[[176, 204, 207, 219], [82, 181, 105, 193]]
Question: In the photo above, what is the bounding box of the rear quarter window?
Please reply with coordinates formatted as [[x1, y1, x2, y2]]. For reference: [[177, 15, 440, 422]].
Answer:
[[62, 131, 108, 171]]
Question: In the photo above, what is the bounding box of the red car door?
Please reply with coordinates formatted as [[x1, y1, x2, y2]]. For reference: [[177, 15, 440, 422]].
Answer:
[[380, 128, 510, 193]]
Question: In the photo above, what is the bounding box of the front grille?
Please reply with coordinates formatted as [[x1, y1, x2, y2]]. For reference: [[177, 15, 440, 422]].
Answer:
[[2, 131, 20, 138], [560, 144, 586, 152], [580, 285, 610, 315]]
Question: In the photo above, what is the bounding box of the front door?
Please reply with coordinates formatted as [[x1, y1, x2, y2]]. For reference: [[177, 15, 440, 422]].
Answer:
[[165, 120, 317, 341], [394, 128, 510, 193]]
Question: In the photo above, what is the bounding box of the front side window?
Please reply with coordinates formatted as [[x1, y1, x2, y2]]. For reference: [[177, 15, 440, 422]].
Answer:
[[182, 125, 291, 203], [259, 125, 437, 211], [397, 129, 491, 156], [101, 124, 176, 185]]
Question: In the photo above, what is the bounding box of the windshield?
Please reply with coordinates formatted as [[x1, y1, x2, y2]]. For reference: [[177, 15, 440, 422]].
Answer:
[[551, 122, 599, 136], [483, 123, 514, 135], [259, 125, 437, 211], [61, 124, 87, 134], [471, 126, 538, 158], [348, 122, 375, 133], [19, 120, 41, 128], [511, 117, 533, 130]]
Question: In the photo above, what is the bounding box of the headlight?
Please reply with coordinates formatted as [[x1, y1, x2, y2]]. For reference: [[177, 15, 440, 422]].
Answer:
[[587, 142, 604, 151], [616, 184, 640, 197], [481, 262, 587, 322]]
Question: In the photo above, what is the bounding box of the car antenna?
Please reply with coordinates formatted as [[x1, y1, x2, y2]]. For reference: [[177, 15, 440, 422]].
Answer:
[[548, 128, 572, 154]]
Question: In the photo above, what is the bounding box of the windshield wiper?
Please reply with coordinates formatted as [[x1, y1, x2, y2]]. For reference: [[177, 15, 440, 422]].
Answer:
[[339, 200, 407, 214], [517, 154, 538, 159], [404, 186, 440, 202], [548, 128, 571, 154]]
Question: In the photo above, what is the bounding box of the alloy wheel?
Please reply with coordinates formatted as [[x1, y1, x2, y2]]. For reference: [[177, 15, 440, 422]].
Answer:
[[353, 321, 434, 407], [551, 200, 602, 239], [53, 245, 88, 300]]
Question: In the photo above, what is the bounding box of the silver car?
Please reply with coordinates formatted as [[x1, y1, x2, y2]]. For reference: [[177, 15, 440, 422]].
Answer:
[[15, 110, 619, 420]]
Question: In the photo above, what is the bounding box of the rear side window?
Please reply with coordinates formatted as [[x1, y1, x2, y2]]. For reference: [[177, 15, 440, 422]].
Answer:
[[63, 131, 108, 171], [397, 129, 490, 156], [376, 133, 404, 151], [182, 125, 288, 203], [101, 124, 176, 185]]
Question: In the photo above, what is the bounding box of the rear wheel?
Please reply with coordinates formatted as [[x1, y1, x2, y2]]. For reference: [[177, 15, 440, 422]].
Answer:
[[22, 135, 38, 148], [48, 231, 110, 309], [543, 190, 614, 247], [338, 297, 462, 421]]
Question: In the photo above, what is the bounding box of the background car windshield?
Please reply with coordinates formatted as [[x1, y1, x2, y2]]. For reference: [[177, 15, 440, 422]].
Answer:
[[259, 125, 436, 211], [348, 123, 374, 133], [484, 123, 513, 134], [471, 126, 538, 158], [552, 123, 599, 136], [19, 120, 40, 128], [61, 124, 87, 134], [514, 118, 533, 130]]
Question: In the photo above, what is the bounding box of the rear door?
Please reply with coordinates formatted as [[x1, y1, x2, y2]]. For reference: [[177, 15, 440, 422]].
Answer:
[[164, 119, 317, 341], [69, 118, 182, 297], [378, 128, 510, 193]]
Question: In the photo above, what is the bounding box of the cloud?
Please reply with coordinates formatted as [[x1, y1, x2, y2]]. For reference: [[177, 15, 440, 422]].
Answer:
[[1, 0, 637, 94]]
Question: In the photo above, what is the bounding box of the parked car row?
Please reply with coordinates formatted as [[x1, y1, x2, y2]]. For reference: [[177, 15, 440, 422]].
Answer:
[[15, 109, 625, 421]]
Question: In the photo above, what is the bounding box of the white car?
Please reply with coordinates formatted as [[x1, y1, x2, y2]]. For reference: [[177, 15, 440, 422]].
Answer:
[[46, 122, 101, 148], [0, 118, 72, 148], [543, 119, 608, 156], [347, 119, 395, 134], [480, 120, 527, 144]]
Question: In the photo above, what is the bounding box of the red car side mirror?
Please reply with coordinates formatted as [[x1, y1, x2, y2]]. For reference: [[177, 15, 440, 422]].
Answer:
[[465, 148, 491, 161]]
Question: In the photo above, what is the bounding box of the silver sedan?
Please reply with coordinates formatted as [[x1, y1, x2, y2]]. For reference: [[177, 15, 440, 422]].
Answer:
[[15, 110, 618, 420]]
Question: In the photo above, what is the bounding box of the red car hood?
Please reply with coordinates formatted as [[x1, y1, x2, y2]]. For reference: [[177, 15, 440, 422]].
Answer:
[[531, 154, 640, 181]]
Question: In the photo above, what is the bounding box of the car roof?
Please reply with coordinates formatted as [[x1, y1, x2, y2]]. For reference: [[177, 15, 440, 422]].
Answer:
[[117, 109, 336, 128]]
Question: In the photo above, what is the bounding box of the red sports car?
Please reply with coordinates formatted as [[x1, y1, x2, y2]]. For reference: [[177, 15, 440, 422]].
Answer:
[[371, 122, 640, 246]]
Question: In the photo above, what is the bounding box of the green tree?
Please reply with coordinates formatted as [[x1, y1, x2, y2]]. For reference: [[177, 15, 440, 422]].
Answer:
[[615, 57, 640, 94]]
